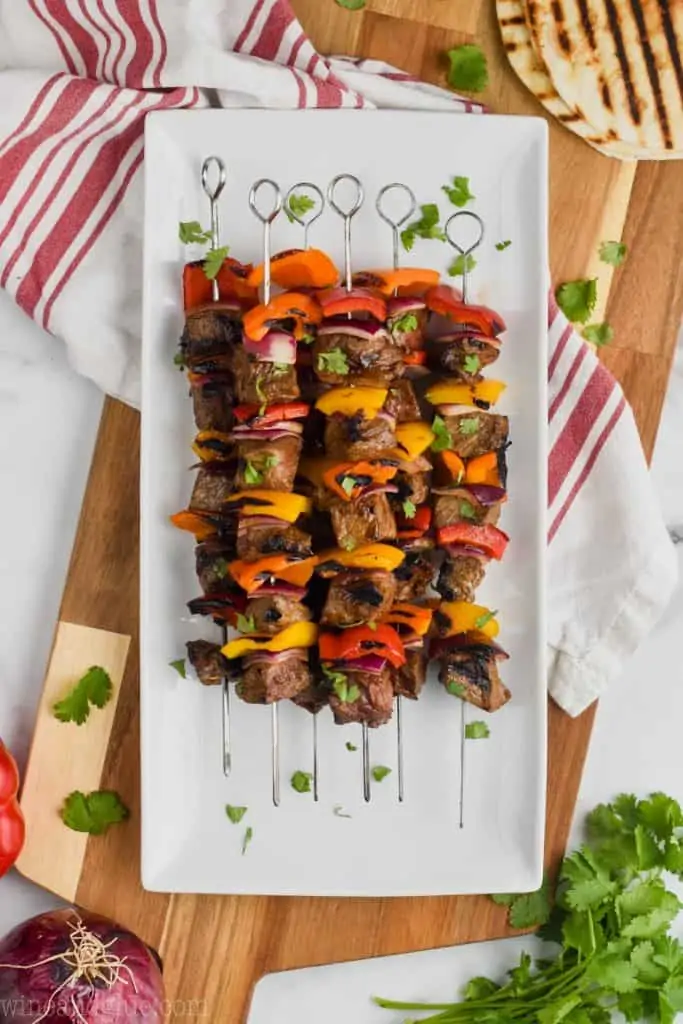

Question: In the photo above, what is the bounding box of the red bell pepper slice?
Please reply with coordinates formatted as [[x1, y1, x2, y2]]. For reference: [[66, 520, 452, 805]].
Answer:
[[436, 522, 509, 560], [183, 258, 258, 310], [396, 505, 432, 534], [403, 351, 427, 366], [234, 402, 310, 425], [316, 286, 387, 323], [0, 740, 25, 878], [319, 624, 406, 668], [425, 284, 507, 338]]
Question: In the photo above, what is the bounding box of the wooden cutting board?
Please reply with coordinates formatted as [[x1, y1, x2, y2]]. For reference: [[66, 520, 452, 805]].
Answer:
[[15, 2, 683, 1022]]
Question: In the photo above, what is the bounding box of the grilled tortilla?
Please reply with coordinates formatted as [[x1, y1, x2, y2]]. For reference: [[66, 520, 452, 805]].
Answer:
[[527, 0, 683, 153]]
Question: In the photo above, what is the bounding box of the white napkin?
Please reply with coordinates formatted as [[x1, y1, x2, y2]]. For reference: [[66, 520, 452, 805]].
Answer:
[[0, 0, 676, 716]]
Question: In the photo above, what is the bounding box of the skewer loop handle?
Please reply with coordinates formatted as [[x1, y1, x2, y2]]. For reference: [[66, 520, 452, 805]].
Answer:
[[201, 156, 226, 203], [376, 182, 416, 230], [249, 178, 283, 224], [444, 210, 485, 305], [327, 173, 364, 220]]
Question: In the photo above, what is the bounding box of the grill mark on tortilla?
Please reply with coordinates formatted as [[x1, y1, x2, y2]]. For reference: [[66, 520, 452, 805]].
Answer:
[[551, 0, 573, 53], [657, 0, 683, 107], [603, 0, 642, 125], [578, 0, 616, 113], [500, 14, 526, 23], [601, 80, 613, 110], [628, 0, 672, 148]]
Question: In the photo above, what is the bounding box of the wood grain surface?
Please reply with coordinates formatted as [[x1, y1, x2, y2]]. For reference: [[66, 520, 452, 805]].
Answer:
[[16, 2, 683, 1022]]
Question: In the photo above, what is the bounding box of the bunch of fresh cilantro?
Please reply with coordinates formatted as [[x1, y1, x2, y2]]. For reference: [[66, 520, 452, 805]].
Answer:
[[375, 792, 683, 1022]]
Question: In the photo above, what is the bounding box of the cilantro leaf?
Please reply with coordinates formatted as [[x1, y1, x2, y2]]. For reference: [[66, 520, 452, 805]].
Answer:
[[286, 192, 316, 224], [169, 658, 186, 679], [372, 765, 392, 783], [474, 609, 497, 629], [236, 614, 256, 634], [335, 0, 366, 8], [341, 475, 356, 495], [446, 681, 467, 697], [448, 254, 477, 277], [291, 770, 313, 794], [496, 239, 512, 251], [346, 741, 357, 752], [463, 977, 500, 1000], [599, 240, 627, 267], [465, 720, 490, 739], [226, 805, 248, 824], [173, 351, 187, 368], [459, 499, 477, 521], [459, 416, 480, 436], [243, 460, 264, 485], [61, 790, 129, 835], [391, 313, 419, 335], [401, 203, 446, 251], [402, 499, 417, 519], [179, 220, 212, 245], [242, 825, 253, 855], [507, 877, 552, 929], [317, 348, 349, 375], [583, 323, 614, 347], [333, 805, 352, 818], [339, 537, 356, 551], [203, 245, 230, 281], [556, 279, 598, 325], [639, 792, 683, 838], [442, 176, 475, 208], [332, 678, 360, 703], [446, 44, 489, 94], [463, 354, 480, 374], [430, 414, 453, 453], [53, 666, 113, 725]]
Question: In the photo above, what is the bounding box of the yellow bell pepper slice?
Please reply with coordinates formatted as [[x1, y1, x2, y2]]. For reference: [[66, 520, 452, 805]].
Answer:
[[224, 490, 311, 523], [317, 543, 405, 572], [316, 386, 388, 418], [192, 430, 232, 462], [426, 379, 506, 408], [439, 602, 499, 639], [222, 622, 318, 660], [394, 421, 435, 462]]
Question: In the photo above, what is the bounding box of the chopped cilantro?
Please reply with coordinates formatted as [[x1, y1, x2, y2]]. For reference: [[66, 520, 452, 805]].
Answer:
[[401, 203, 446, 252], [286, 192, 316, 224], [169, 659, 186, 679], [53, 666, 113, 725], [459, 500, 478, 521], [61, 790, 129, 835], [317, 348, 349, 375], [491, 875, 552, 928], [335, 0, 365, 7], [448, 253, 477, 277], [254, 377, 267, 414], [346, 741, 358, 752], [446, 44, 489, 94], [442, 175, 475, 208], [474, 609, 497, 629], [402, 499, 417, 519], [226, 805, 248, 824], [372, 765, 392, 783], [583, 322, 614, 347], [465, 720, 490, 739], [391, 312, 419, 335], [332, 678, 360, 703], [203, 245, 230, 281], [340, 537, 357, 551], [173, 351, 187, 369], [341, 475, 356, 495], [556, 278, 598, 325], [291, 770, 313, 794], [496, 239, 512, 251], [236, 614, 256, 634], [447, 681, 467, 697], [242, 826, 253, 855], [430, 414, 453, 453], [214, 557, 229, 579], [178, 220, 212, 245], [463, 354, 480, 374], [458, 416, 480, 436], [272, 363, 290, 375], [599, 240, 627, 267], [243, 460, 264, 485]]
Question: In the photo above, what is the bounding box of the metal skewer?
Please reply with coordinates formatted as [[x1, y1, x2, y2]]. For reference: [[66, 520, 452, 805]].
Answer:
[[377, 182, 417, 805], [284, 182, 325, 250], [248, 178, 284, 807], [201, 156, 232, 777], [327, 173, 372, 802], [444, 209, 485, 829]]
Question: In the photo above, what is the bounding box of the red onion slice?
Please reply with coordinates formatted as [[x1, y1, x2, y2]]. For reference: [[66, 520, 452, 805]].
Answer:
[[433, 331, 503, 349], [243, 329, 297, 364], [465, 484, 507, 505], [245, 647, 309, 665], [317, 318, 388, 341], [249, 581, 308, 598], [362, 482, 400, 497], [337, 655, 387, 675], [443, 543, 491, 561], [388, 296, 426, 316]]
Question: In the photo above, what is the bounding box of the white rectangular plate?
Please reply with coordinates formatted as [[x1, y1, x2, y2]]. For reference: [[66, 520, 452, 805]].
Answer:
[[141, 109, 548, 896], [247, 937, 537, 1024]]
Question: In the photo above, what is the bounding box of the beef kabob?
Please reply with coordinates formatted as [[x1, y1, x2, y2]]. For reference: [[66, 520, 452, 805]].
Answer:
[[423, 210, 511, 826]]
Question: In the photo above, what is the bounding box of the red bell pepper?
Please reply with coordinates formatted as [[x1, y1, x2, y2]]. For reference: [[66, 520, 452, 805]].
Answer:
[[403, 351, 427, 367], [396, 505, 432, 536], [234, 402, 310, 425], [0, 740, 25, 878], [426, 284, 507, 338], [319, 624, 406, 668], [316, 286, 387, 323], [436, 522, 510, 560]]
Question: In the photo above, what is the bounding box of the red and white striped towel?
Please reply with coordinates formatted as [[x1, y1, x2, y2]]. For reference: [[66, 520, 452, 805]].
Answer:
[[0, 0, 676, 716]]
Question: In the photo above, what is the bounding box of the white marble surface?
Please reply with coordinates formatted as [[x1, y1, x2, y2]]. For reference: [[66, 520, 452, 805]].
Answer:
[[0, 288, 681, 936]]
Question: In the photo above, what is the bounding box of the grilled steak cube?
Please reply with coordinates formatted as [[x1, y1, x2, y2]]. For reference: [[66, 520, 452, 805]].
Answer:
[[393, 550, 434, 601], [186, 640, 227, 687], [233, 347, 300, 404], [436, 555, 487, 603], [438, 644, 510, 712], [195, 540, 235, 592], [388, 307, 428, 351], [329, 492, 397, 547], [329, 665, 394, 727], [384, 379, 422, 422], [393, 468, 430, 507], [428, 334, 501, 379], [236, 650, 311, 703], [190, 466, 235, 513], [324, 412, 396, 460], [247, 594, 312, 635], [181, 303, 241, 363], [190, 374, 234, 433], [234, 434, 302, 492], [394, 648, 427, 699], [321, 569, 396, 627], [433, 489, 501, 529], [313, 327, 404, 386], [236, 518, 312, 561], [443, 412, 509, 459], [292, 681, 329, 715]]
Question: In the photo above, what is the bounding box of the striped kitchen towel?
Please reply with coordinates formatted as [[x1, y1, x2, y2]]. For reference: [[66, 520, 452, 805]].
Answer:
[[0, 0, 676, 715]]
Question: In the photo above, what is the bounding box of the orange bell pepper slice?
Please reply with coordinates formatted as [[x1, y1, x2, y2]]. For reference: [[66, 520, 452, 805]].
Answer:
[[243, 292, 322, 342], [442, 451, 466, 483], [322, 460, 398, 502], [465, 452, 501, 488], [228, 555, 318, 594], [248, 249, 339, 290], [353, 268, 440, 297], [183, 258, 258, 310], [169, 510, 219, 541], [403, 351, 427, 366], [316, 286, 387, 322], [383, 603, 433, 637]]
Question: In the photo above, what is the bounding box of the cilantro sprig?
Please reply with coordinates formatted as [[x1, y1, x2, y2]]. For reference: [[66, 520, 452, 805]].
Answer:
[[61, 790, 129, 835], [599, 240, 627, 267], [442, 176, 475, 209], [53, 666, 113, 725], [448, 254, 477, 278], [446, 44, 489, 94], [375, 792, 683, 1023], [556, 278, 598, 325], [401, 203, 446, 252], [285, 192, 316, 224]]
